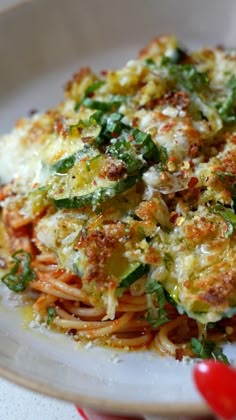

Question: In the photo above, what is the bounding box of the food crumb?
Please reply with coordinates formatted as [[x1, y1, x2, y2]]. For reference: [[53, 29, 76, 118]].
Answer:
[[110, 353, 122, 364], [85, 341, 93, 350], [182, 356, 196, 365]]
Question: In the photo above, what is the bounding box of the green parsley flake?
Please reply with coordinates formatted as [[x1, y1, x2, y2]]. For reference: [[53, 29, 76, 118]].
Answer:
[[213, 204, 236, 238], [1, 250, 36, 293], [217, 75, 236, 123], [190, 336, 229, 364], [146, 280, 169, 328], [46, 307, 56, 325]]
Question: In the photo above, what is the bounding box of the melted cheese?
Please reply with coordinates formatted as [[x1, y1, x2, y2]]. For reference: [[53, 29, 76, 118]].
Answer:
[[1, 35, 236, 323]]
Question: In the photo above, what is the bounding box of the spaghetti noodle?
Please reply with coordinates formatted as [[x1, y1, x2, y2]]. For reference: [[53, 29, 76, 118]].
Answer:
[[0, 35, 236, 361]]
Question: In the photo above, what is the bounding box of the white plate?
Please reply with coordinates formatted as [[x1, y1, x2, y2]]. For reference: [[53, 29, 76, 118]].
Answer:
[[0, 0, 236, 416]]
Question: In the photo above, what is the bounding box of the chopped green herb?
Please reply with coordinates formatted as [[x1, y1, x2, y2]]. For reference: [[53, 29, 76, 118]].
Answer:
[[215, 171, 236, 181], [67, 116, 96, 133], [71, 106, 168, 173], [146, 280, 169, 328], [162, 58, 209, 93], [46, 307, 56, 325], [146, 306, 169, 328], [107, 126, 168, 175], [153, 146, 168, 171], [190, 336, 229, 364], [1, 250, 36, 293], [214, 172, 236, 209], [82, 97, 115, 112], [171, 47, 188, 64], [213, 204, 236, 237], [161, 48, 187, 66], [102, 113, 125, 138], [217, 75, 236, 124], [107, 135, 144, 175], [132, 128, 160, 162], [74, 80, 105, 111], [171, 64, 209, 92], [144, 58, 156, 68], [93, 112, 127, 147], [76, 95, 126, 113], [89, 110, 104, 123], [84, 80, 105, 96]]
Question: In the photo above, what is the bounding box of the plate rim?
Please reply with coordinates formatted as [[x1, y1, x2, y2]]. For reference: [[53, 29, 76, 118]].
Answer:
[[0, 363, 210, 416], [0, 0, 31, 16], [0, 1, 214, 416]]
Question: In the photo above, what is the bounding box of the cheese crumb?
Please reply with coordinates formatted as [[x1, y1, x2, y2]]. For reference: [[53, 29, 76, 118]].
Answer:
[[110, 353, 122, 363]]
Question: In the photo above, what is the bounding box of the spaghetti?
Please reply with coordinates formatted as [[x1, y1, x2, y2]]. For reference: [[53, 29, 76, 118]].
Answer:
[[0, 35, 236, 361]]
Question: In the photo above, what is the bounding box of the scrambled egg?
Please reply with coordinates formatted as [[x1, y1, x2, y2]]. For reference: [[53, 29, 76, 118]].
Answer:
[[0, 35, 236, 323]]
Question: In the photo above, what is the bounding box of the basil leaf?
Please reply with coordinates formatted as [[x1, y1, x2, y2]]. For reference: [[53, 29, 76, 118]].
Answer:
[[146, 307, 169, 328], [67, 116, 96, 133], [161, 48, 188, 67], [191, 337, 205, 357], [190, 337, 229, 364], [132, 128, 161, 162], [82, 97, 115, 112], [89, 110, 104, 123], [102, 113, 125, 138], [74, 80, 105, 111], [107, 134, 144, 175], [46, 307, 56, 325], [93, 112, 128, 147], [146, 280, 169, 328], [213, 204, 236, 237], [170, 47, 188, 64], [162, 59, 209, 93], [217, 75, 236, 124], [107, 125, 168, 175], [84, 80, 105, 96], [172, 64, 209, 92], [1, 250, 36, 293], [144, 58, 156, 68], [214, 173, 236, 211], [155, 146, 168, 170], [79, 95, 126, 113], [214, 171, 236, 181]]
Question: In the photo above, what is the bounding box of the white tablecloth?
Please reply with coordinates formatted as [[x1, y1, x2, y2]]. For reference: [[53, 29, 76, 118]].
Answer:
[[0, 377, 80, 420]]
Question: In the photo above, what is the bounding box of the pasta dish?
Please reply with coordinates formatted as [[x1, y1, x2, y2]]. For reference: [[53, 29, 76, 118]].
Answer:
[[0, 36, 236, 361]]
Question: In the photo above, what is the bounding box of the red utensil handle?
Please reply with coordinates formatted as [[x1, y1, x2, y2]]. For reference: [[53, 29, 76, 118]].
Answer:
[[193, 360, 236, 420]]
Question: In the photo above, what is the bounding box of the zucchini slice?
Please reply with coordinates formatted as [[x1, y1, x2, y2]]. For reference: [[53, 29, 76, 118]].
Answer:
[[116, 263, 149, 296], [53, 175, 139, 209], [48, 153, 140, 209], [51, 146, 92, 174], [73, 241, 148, 294]]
